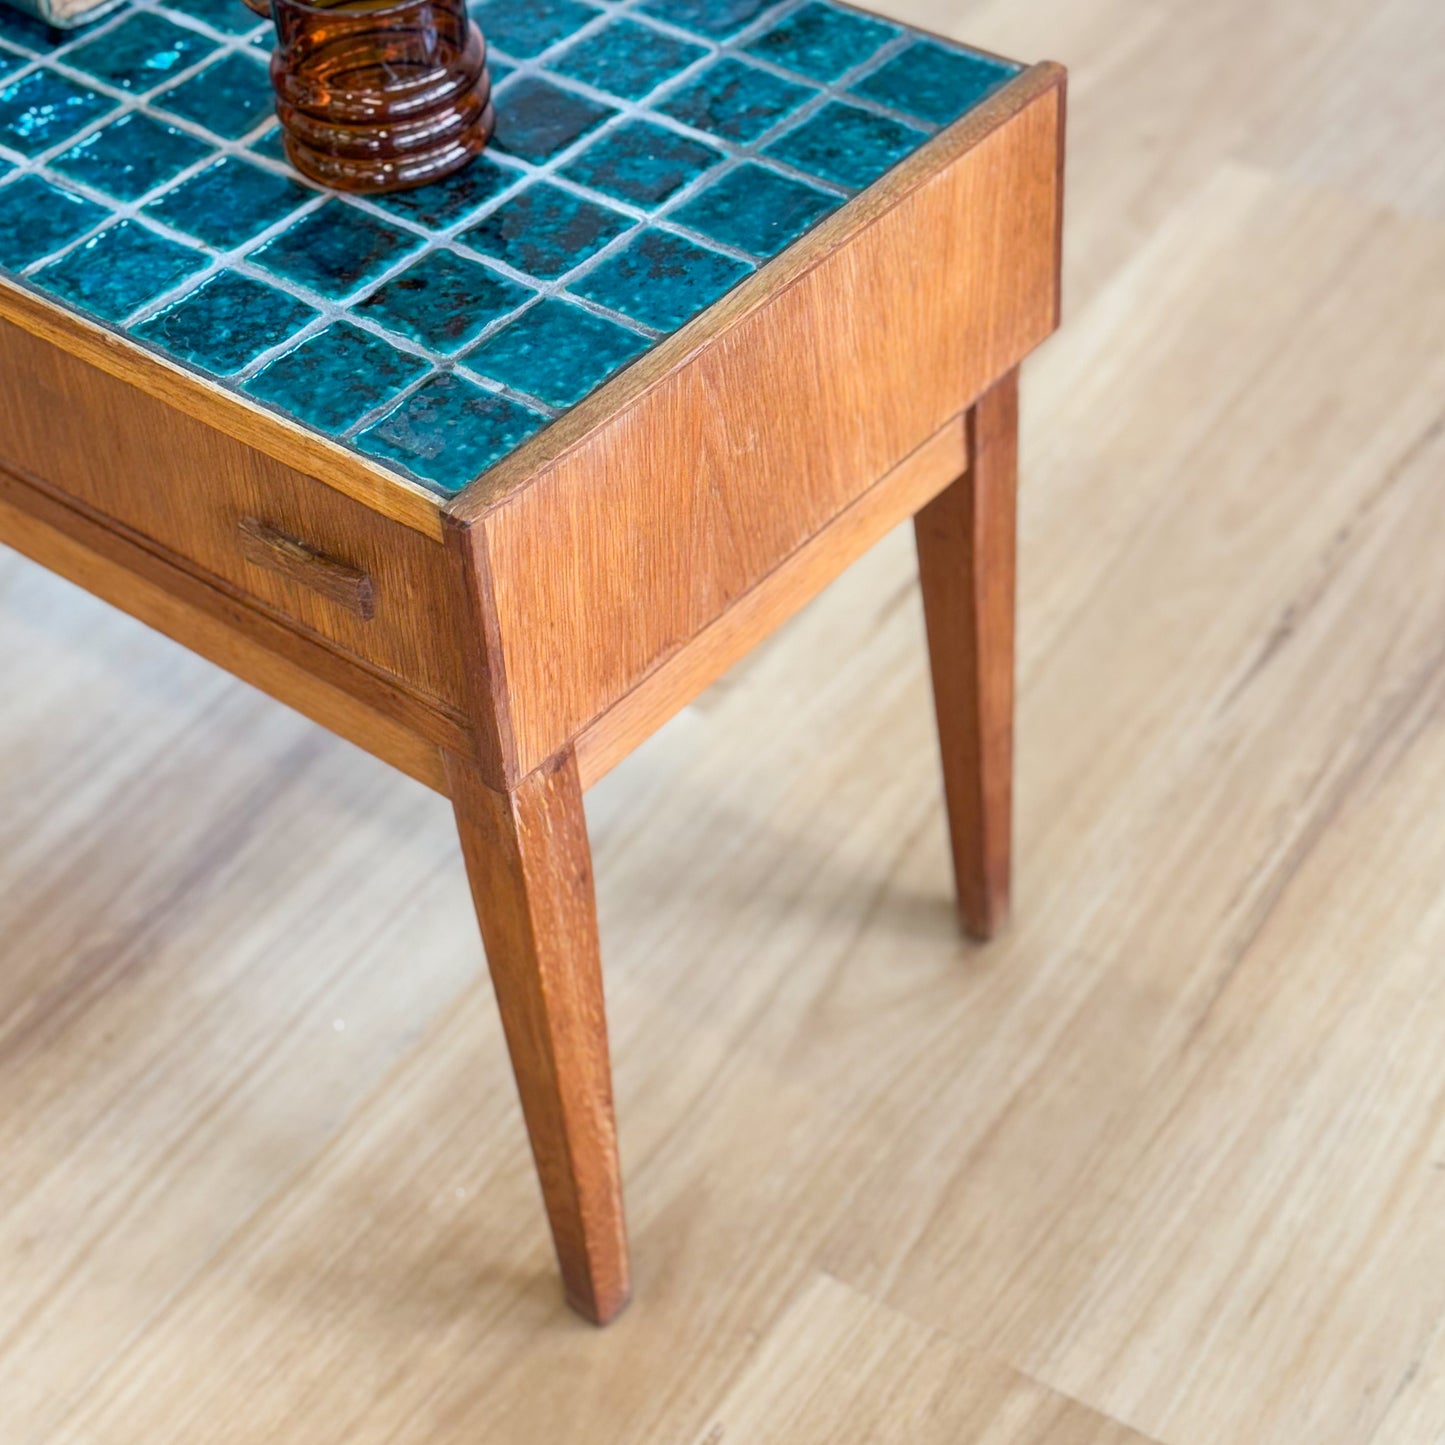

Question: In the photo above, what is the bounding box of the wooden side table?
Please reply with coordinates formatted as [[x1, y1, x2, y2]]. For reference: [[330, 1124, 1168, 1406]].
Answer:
[[0, 0, 1064, 1324]]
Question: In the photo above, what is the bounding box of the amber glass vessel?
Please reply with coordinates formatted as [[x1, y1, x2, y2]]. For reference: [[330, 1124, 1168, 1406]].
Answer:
[[244, 0, 493, 194]]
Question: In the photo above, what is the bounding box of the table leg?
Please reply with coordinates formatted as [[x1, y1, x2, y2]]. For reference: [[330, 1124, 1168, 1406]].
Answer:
[[914, 369, 1019, 940], [445, 747, 630, 1325]]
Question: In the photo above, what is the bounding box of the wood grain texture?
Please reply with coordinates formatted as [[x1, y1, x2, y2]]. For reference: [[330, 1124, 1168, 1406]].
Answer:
[[0, 315, 472, 713], [574, 417, 967, 788], [445, 749, 629, 1325], [472, 68, 1064, 777], [0, 278, 445, 538], [237, 517, 377, 622], [0, 463, 452, 790], [915, 371, 1018, 937], [689, 1273, 1162, 1445], [3, 42, 1445, 1436]]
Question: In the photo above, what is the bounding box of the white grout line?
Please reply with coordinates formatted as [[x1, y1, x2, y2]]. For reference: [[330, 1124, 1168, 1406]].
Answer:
[[0, 0, 1017, 491]]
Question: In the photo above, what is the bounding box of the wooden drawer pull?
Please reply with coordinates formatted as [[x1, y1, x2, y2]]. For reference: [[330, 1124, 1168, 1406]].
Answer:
[[237, 517, 375, 621]]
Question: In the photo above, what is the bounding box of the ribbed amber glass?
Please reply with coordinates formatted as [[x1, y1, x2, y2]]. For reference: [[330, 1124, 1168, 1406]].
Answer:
[[249, 0, 493, 194]]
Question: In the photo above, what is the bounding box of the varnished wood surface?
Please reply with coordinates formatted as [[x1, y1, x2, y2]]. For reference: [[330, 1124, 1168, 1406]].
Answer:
[[0, 316, 474, 714], [916, 372, 1019, 937], [0, 280, 446, 538], [3, 0, 1445, 1439], [472, 69, 1063, 778]]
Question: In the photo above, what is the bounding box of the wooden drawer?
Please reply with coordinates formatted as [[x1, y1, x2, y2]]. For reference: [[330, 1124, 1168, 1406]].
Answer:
[[0, 313, 471, 715]]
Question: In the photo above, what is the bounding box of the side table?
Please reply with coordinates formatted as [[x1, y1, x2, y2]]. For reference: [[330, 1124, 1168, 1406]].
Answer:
[[0, 0, 1064, 1324]]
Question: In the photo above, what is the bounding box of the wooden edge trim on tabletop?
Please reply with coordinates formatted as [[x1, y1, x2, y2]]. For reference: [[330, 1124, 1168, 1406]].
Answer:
[[572, 415, 968, 789], [0, 463, 466, 791], [0, 278, 446, 542], [447, 61, 1066, 524]]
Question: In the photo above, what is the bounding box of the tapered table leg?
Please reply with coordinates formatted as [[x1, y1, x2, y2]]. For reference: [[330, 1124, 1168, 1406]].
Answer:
[[446, 747, 629, 1324], [914, 370, 1019, 939]]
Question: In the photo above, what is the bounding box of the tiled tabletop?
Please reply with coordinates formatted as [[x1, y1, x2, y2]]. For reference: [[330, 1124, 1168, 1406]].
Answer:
[[0, 0, 1020, 496]]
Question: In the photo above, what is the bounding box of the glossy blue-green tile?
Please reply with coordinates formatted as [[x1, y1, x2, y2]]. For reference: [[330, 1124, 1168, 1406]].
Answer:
[[851, 39, 1017, 125], [0, 173, 108, 269], [465, 298, 647, 408], [134, 270, 319, 374], [144, 155, 311, 248], [569, 228, 750, 332], [32, 219, 207, 321], [357, 374, 547, 492], [490, 74, 613, 164], [460, 180, 632, 281], [561, 119, 720, 206], [250, 27, 273, 55], [65, 11, 217, 93], [744, 1, 898, 82], [370, 153, 524, 230], [470, 0, 599, 58], [548, 18, 705, 102], [655, 56, 814, 145], [52, 111, 214, 201], [488, 58, 514, 85], [249, 201, 422, 299], [0, 5, 66, 53], [159, 0, 270, 37], [154, 50, 273, 138], [764, 99, 926, 189], [0, 156, 13, 183], [243, 321, 429, 434], [637, 0, 772, 40], [673, 161, 837, 257], [354, 249, 532, 354], [248, 123, 287, 161], [0, 44, 24, 83], [0, 68, 115, 156]]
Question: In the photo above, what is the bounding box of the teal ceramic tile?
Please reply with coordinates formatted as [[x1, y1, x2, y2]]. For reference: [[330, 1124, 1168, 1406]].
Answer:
[[0, 68, 116, 155], [65, 11, 217, 93], [243, 321, 430, 433], [248, 123, 287, 161], [370, 153, 524, 230], [460, 180, 632, 280], [32, 219, 207, 321], [490, 73, 613, 163], [745, 1, 898, 82], [672, 161, 838, 257], [144, 155, 312, 247], [159, 0, 269, 36], [357, 374, 547, 492], [134, 270, 319, 374], [470, 0, 600, 59], [0, 0, 1023, 496], [764, 98, 925, 190], [851, 39, 1017, 125], [655, 56, 815, 144], [0, 173, 108, 268], [249, 201, 423, 299], [548, 18, 706, 102], [154, 49, 273, 138], [561, 119, 720, 206], [0, 6, 65, 52], [637, 0, 774, 40], [569, 228, 751, 331], [51, 111, 214, 201], [465, 298, 647, 408], [354, 248, 532, 354]]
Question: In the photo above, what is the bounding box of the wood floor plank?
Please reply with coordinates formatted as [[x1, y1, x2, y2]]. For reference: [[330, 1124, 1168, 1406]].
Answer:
[[3, 1, 1445, 1441], [688, 1274, 1161, 1445]]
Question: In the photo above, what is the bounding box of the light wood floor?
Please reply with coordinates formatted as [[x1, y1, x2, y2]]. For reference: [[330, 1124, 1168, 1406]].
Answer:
[[4, 0, 1445, 1440]]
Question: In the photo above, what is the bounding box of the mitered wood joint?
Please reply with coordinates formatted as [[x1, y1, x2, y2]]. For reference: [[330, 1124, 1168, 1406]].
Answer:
[[237, 515, 375, 621]]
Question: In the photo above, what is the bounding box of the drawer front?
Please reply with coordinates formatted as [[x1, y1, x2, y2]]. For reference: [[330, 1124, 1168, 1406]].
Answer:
[[0, 314, 471, 714]]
